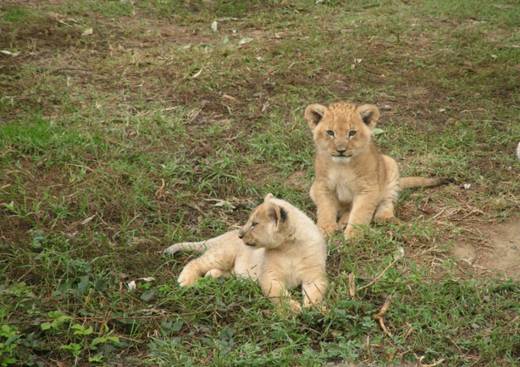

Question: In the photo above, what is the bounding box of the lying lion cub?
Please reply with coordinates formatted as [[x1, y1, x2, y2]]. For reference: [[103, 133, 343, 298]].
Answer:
[[304, 101, 449, 240], [164, 194, 328, 313]]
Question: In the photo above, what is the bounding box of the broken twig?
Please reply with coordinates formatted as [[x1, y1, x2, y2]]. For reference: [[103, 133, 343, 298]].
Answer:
[[373, 295, 392, 337], [358, 257, 399, 291], [348, 272, 356, 298]]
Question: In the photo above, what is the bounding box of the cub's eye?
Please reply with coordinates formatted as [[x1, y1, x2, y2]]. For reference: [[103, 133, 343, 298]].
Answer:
[[251, 222, 258, 228], [348, 130, 357, 138], [326, 130, 335, 137]]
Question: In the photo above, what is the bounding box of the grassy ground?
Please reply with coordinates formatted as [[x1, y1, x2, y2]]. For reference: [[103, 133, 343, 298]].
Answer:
[[1, 0, 519, 366]]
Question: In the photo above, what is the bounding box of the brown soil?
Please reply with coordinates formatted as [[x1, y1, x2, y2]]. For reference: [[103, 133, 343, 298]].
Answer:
[[286, 169, 308, 192], [453, 217, 520, 280]]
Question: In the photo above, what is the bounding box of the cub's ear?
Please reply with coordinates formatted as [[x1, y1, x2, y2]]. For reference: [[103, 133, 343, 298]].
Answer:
[[357, 104, 380, 129], [304, 103, 327, 130], [268, 204, 288, 229], [264, 193, 274, 202]]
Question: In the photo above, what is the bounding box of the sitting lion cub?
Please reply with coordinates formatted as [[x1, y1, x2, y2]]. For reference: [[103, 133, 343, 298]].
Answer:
[[164, 194, 328, 313], [304, 101, 449, 240]]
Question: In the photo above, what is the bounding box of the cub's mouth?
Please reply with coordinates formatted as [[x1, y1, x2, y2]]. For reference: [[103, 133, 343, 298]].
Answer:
[[331, 153, 353, 159], [243, 241, 256, 247]]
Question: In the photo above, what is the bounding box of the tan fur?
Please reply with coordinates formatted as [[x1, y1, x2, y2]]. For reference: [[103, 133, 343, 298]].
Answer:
[[304, 102, 449, 239], [164, 194, 328, 313]]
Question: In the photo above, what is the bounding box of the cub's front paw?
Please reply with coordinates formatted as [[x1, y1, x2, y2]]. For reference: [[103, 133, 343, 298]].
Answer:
[[373, 215, 400, 225], [344, 225, 361, 240], [307, 303, 329, 314], [318, 223, 338, 237], [177, 269, 199, 287], [288, 300, 302, 314], [275, 299, 302, 314]]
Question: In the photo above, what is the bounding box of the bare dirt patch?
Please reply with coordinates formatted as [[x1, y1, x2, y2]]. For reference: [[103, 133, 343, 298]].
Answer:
[[453, 217, 520, 280], [286, 169, 308, 192]]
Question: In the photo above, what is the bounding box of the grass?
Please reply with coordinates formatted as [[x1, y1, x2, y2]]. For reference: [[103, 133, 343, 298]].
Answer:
[[1, 0, 519, 365]]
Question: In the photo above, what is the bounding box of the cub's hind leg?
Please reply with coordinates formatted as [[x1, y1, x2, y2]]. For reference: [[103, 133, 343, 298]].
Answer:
[[374, 156, 400, 224], [373, 199, 397, 223], [178, 245, 236, 287], [374, 179, 399, 224], [205, 269, 231, 279]]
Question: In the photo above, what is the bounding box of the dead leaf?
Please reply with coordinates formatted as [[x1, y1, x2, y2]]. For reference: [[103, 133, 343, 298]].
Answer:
[[139, 277, 155, 282], [191, 67, 203, 79], [155, 179, 166, 199], [348, 273, 356, 298], [127, 277, 154, 292], [204, 198, 236, 210], [127, 280, 137, 291], [211, 20, 218, 32], [222, 94, 238, 102], [0, 50, 20, 57], [186, 202, 205, 215], [238, 37, 253, 46], [82, 28, 93, 36], [419, 356, 446, 367], [394, 246, 405, 260], [80, 214, 96, 226], [131, 237, 153, 245]]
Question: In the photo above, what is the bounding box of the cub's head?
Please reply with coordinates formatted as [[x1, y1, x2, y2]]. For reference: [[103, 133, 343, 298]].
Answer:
[[304, 102, 380, 163], [238, 193, 290, 249]]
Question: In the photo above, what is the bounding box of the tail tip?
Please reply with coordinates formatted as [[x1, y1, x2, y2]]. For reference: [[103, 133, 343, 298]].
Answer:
[[438, 177, 455, 185], [163, 245, 179, 256]]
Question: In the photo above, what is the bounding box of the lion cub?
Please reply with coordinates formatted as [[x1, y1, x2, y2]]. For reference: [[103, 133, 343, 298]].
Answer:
[[304, 102, 449, 240], [164, 194, 328, 313]]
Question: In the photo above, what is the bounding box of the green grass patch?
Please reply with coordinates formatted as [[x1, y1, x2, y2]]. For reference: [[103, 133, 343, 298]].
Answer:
[[0, 6, 35, 23]]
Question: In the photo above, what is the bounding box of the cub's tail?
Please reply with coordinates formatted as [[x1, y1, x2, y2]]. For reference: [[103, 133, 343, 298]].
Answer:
[[163, 230, 240, 256], [400, 176, 452, 190], [163, 240, 210, 256]]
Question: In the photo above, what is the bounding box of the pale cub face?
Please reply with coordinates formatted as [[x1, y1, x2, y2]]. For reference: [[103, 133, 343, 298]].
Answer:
[[238, 195, 289, 249], [304, 102, 380, 163]]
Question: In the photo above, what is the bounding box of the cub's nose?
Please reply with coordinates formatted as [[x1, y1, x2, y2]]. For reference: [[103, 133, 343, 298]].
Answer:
[[238, 229, 245, 239], [336, 148, 347, 154]]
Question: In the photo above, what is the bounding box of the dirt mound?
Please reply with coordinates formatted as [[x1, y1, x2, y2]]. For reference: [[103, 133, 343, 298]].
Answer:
[[453, 217, 520, 280]]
